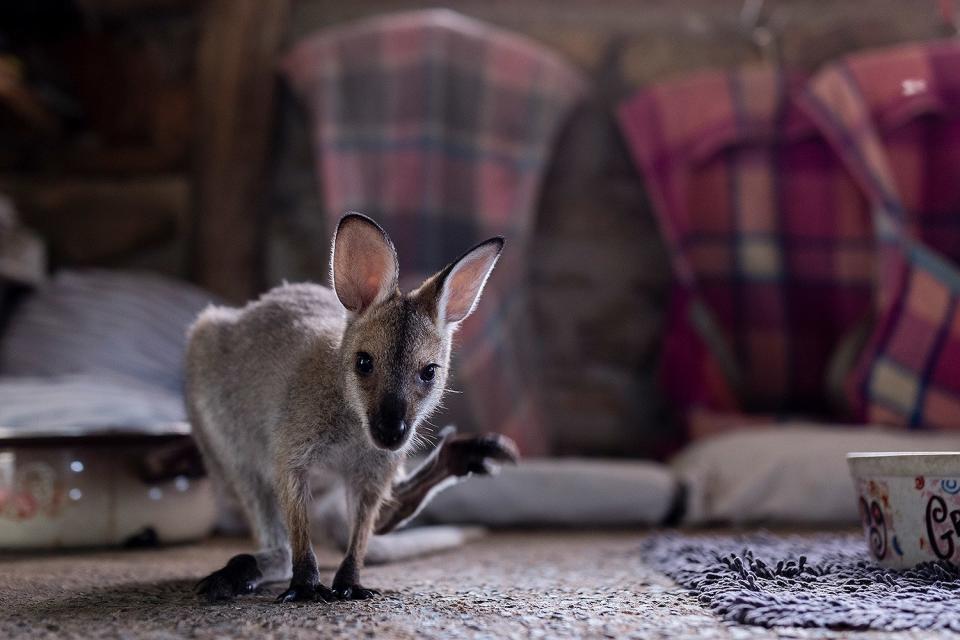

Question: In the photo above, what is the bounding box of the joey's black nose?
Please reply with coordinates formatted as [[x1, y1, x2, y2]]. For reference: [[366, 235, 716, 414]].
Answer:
[[371, 393, 408, 450]]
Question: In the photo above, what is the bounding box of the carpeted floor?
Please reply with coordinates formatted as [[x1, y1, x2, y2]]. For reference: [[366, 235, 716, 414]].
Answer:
[[643, 532, 960, 632], [1, 531, 956, 639]]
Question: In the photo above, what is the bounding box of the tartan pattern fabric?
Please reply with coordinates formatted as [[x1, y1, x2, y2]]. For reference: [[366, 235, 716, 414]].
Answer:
[[281, 10, 585, 454], [802, 41, 960, 430], [853, 253, 960, 428], [618, 66, 874, 420]]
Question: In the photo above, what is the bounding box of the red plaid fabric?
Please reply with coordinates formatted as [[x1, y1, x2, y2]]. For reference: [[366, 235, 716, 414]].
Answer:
[[802, 41, 960, 430], [618, 66, 874, 423], [281, 10, 585, 454]]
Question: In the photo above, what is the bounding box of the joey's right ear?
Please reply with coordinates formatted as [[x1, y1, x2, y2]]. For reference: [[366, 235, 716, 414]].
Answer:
[[331, 213, 399, 314], [413, 237, 503, 327]]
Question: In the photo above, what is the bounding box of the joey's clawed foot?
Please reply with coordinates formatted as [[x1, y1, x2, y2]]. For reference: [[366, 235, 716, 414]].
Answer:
[[276, 583, 336, 603], [332, 583, 380, 600], [195, 554, 262, 602], [332, 556, 378, 600], [439, 427, 520, 477]]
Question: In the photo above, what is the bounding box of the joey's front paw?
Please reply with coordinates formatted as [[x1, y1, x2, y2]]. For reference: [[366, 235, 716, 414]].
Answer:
[[440, 427, 520, 477], [195, 554, 261, 602], [332, 583, 380, 600], [276, 583, 336, 603]]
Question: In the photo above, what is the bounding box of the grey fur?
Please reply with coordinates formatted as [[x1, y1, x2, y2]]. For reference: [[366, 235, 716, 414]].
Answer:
[[188, 213, 513, 603]]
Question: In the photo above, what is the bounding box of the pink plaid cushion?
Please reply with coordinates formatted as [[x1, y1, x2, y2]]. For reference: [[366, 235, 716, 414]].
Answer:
[[803, 41, 960, 429], [619, 66, 873, 422], [282, 10, 585, 453], [850, 253, 960, 428]]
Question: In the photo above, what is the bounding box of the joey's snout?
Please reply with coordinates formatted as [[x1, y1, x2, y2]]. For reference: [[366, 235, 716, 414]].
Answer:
[[371, 393, 409, 450]]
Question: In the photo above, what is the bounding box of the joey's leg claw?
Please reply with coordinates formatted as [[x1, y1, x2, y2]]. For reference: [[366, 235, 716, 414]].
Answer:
[[195, 554, 262, 602], [276, 583, 336, 603], [333, 584, 380, 600], [441, 431, 520, 477]]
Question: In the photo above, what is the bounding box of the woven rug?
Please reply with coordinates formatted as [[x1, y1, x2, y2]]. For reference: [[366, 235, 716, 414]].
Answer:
[[643, 532, 960, 632]]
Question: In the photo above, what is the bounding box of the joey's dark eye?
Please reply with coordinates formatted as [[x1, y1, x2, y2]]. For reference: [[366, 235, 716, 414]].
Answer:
[[419, 364, 438, 383], [355, 352, 373, 376]]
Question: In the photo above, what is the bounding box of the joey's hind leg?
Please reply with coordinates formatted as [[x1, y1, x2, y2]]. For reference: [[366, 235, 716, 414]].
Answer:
[[196, 547, 290, 602], [195, 467, 292, 602], [195, 553, 262, 601]]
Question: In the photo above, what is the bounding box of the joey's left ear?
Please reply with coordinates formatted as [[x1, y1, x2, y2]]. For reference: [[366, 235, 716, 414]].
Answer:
[[417, 237, 504, 325]]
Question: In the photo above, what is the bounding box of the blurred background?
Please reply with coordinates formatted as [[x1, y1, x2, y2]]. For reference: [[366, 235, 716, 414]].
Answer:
[[3, 0, 954, 454], [3, 0, 960, 550]]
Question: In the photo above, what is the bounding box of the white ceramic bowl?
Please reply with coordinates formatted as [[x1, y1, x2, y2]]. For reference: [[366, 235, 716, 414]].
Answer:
[[0, 434, 217, 549], [848, 452, 960, 569]]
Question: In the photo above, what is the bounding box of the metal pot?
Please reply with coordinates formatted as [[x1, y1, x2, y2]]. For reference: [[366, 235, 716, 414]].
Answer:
[[0, 433, 216, 549]]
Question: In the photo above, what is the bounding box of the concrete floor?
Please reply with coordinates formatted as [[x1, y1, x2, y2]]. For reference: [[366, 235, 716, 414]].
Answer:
[[0, 531, 955, 639]]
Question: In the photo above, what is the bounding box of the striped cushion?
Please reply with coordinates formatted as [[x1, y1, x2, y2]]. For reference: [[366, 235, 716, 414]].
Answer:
[[0, 374, 187, 436], [0, 269, 216, 394]]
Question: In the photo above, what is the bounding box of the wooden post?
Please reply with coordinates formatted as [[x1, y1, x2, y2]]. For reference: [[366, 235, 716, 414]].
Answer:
[[192, 0, 289, 302]]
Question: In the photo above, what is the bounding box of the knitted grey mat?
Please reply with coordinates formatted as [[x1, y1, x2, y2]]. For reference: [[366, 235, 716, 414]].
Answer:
[[642, 532, 960, 632]]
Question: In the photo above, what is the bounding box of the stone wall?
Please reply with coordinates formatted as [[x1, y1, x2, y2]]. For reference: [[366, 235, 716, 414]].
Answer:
[[265, 1, 948, 457]]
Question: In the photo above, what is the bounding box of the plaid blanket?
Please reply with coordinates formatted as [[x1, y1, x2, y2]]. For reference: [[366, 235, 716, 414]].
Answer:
[[281, 10, 585, 454], [618, 66, 874, 428], [801, 41, 960, 430]]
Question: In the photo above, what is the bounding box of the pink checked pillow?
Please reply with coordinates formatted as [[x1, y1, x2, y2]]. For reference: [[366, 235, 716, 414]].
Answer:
[[619, 67, 874, 423], [799, 42, 960, 431], [846, 251, 960, 429], [281, 10, 586, 454]]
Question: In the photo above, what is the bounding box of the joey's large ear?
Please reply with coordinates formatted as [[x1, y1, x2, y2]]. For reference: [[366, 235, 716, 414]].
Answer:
[[423, 237, 503, 325], [331, 213, 399, 313]]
